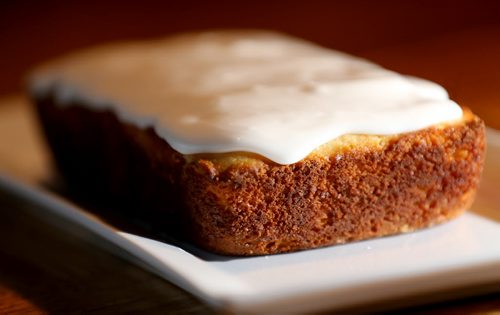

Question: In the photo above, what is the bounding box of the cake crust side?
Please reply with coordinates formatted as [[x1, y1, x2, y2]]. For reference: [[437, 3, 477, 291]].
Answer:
[[34, 95, 486, 255], [184, 112, 485, 255]]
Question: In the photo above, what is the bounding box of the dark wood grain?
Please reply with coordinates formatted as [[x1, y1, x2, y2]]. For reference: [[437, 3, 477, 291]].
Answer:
[[0, 187, 213, 314]]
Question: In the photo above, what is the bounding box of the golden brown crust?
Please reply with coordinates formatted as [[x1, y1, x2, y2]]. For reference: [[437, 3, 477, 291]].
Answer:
[[34, 94, 486, 255]]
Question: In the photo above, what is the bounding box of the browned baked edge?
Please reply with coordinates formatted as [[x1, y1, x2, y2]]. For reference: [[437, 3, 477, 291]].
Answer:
[[33, 93, 486, 256]]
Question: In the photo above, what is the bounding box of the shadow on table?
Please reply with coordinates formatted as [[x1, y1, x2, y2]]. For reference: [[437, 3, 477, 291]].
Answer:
[[38, 176, 241, 262]]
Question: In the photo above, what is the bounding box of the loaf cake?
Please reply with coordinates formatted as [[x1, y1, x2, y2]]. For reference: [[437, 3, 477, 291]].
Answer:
[[29, 31, 485, 255]]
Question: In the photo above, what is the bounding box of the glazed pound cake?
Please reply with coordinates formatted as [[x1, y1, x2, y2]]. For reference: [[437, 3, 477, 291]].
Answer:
[[30, 31, 485, 255]]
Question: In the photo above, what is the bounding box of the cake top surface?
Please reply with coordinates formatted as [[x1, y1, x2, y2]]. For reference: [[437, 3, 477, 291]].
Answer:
[[30, 30, 463, 164]]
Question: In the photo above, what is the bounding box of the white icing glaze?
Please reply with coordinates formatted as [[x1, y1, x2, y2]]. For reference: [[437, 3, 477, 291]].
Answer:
[[30, 30, 463, 164]]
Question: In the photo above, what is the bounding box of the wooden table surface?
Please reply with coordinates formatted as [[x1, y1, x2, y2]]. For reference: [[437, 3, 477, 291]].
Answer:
[[1, 2, 500, 313]]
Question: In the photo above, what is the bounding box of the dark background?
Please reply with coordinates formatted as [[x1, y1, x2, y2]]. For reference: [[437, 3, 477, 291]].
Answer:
[[2, 0, 500, 96]]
